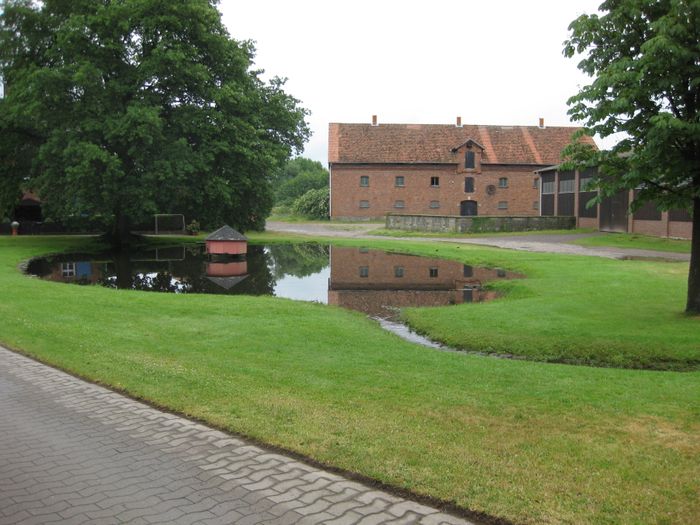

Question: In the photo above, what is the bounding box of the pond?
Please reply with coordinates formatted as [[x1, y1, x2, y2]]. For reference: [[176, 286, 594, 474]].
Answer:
[[26, 243, 519, 320]]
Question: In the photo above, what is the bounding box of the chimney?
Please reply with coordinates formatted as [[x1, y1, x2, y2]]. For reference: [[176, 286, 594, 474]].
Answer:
[[371, 115, 378, 126], [456, 116, 462, 127], [538, 117, 545, 129]]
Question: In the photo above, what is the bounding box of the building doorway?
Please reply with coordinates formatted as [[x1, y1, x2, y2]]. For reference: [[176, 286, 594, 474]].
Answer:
[[600, 190, 628, 232], [460, 200, 478, 216]]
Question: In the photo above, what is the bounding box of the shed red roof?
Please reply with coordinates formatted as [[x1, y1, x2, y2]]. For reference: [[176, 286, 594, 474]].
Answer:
[[328, 122, 596, 166]]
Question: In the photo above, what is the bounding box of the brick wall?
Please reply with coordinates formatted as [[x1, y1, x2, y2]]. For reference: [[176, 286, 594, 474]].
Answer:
[[330, 163, 541, 219]]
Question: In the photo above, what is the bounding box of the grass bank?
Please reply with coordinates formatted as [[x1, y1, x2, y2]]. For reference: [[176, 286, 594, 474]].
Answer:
[[571, 232, 691, 253], [0, 235, 698, 524]]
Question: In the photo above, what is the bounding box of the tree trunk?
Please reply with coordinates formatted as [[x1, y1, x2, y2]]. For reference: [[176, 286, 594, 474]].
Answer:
[[108, 212, 132, 250], [686, 196, 700, 314]]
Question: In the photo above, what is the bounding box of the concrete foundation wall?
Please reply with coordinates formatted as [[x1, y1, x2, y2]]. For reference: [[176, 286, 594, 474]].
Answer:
[[387, 214, 576, 233]]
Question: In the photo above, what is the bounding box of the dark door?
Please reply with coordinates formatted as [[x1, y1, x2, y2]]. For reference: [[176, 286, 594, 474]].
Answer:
[[599, 190, 629, 232], [460, 200, 478, 216]]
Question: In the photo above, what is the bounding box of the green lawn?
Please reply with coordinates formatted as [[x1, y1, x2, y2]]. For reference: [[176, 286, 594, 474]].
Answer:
[[572, 232, 691, 253], [0, 235, 698, 525]]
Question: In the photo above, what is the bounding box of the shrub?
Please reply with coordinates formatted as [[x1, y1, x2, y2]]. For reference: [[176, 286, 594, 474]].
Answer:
[[292, 188, 329, 219]]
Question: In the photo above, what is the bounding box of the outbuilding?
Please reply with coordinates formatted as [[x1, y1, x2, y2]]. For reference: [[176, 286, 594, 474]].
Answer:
[[205, 225, 248, 256]]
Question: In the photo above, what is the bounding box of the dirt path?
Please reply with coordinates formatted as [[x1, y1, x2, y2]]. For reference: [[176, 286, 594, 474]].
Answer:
[[265, 221, 690, 261]]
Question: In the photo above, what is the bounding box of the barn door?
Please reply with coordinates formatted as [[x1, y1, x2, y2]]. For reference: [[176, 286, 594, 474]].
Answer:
[[600, 190, 629, 232], [460, 200, 478, 216]]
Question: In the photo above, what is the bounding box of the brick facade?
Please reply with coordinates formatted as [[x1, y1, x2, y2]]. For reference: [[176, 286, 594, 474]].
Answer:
[[329, 121, 590, 220], [538, 166, 693, 239]]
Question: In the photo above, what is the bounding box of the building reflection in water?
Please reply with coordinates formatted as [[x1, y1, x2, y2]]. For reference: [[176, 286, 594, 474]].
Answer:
[[327, 246, 519, 318]]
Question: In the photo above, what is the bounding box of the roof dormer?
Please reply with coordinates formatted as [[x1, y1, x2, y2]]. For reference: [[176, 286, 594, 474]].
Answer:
[[451, 138, 484, 173]]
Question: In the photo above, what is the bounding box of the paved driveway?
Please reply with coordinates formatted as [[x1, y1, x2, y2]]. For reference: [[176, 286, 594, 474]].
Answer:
[[0, 347, 471, 525], [265, 221, 690, 261]]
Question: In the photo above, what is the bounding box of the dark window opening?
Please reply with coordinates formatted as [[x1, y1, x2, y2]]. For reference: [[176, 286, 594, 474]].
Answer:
[[359, 266, 369, 278], [465, 151, 475, 169], [430, 176, 440, 187], [669, 208, 692, 222], [394, 266, 404, 278], [395, 175, 405, 187], [632, 190, 661, 221], [498, 177, 508, 188], [465, 177, 474, 193], [429, 267, 438, 278], [360, 175, 369, 187]]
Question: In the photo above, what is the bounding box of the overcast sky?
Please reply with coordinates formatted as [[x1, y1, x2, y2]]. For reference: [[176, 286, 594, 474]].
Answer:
[[220, 0, 605, 165]]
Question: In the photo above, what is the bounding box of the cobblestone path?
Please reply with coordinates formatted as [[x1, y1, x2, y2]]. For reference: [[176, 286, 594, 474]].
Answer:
[[0, 347, 472, 525]]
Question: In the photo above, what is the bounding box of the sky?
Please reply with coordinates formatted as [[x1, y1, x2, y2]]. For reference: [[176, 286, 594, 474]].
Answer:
[[220, 0, 606, 165]]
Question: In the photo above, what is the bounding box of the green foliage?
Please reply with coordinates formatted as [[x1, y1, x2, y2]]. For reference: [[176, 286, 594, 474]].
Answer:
[[564, 0, 700, 312], [0, 0, 309, 241], [273, 157, 329, 205], [292, 187, 329, 219], [564, 0, 699, 209]]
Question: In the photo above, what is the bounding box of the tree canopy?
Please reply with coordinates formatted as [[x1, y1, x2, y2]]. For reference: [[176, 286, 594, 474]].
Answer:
[[564, 0, 700, 313], [273, 157, 328, 206], [0, 0, 309, 242]]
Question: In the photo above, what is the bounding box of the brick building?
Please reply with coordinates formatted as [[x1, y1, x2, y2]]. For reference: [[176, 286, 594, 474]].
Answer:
[[538, 165, 693, 239], [328, 117, 596, 220]]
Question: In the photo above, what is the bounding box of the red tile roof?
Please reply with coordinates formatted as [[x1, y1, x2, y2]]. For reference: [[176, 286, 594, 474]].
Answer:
[[328, 122, 596, 166]]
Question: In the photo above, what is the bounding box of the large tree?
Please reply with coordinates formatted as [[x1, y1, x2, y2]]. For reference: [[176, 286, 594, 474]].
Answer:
[[0, 0, 309, 244], [564, 0, 700, 313]]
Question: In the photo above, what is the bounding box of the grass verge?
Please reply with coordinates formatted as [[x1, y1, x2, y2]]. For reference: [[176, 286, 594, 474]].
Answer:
[[0, 235, 698, 524], [571, 232, 691, 253]]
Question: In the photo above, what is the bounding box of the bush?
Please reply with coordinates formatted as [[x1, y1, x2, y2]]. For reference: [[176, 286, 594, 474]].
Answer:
[[292, 188, 329, 219], [276, 170, 328, 205]]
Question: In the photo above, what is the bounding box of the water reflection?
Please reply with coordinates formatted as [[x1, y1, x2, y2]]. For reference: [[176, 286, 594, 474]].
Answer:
[[27, 243, 518, 317], [327, 246, 517, 318]]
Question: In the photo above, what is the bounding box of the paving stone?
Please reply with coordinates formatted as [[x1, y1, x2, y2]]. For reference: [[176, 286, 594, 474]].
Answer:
[[0, 346, 473, 525]]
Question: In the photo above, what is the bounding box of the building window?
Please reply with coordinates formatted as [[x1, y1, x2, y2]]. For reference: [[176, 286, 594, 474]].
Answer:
[[359, 200, 369, 208], [430, 176, 440, 187], [429, 267, 438, 278], [394, 266, 404, 278], [359, 266, 369, 278], [465, 177, 474, 193], [498, 177, 508, 188], [61, 262, 76, 278], [360, 175, 369, 187], [541, 180, 555, 194], [395, 175, 405, 187], [579, 177, 594, 191], [463, 265, 473, 277], [497, 201, 508, 210], [533, 177, 539, 189], [429, 200, 440, 209], [394, 200, 405, 209], [465, 151, 475, 169], [559, 178, 575, 193], [533, 201, 539, 210]]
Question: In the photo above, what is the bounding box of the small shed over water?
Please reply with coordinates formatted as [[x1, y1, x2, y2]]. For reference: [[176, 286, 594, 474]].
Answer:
[[205, 225, 247, 255]]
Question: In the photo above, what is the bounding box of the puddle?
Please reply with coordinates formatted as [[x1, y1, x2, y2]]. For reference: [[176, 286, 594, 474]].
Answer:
[[26, 243, 521, 351]]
